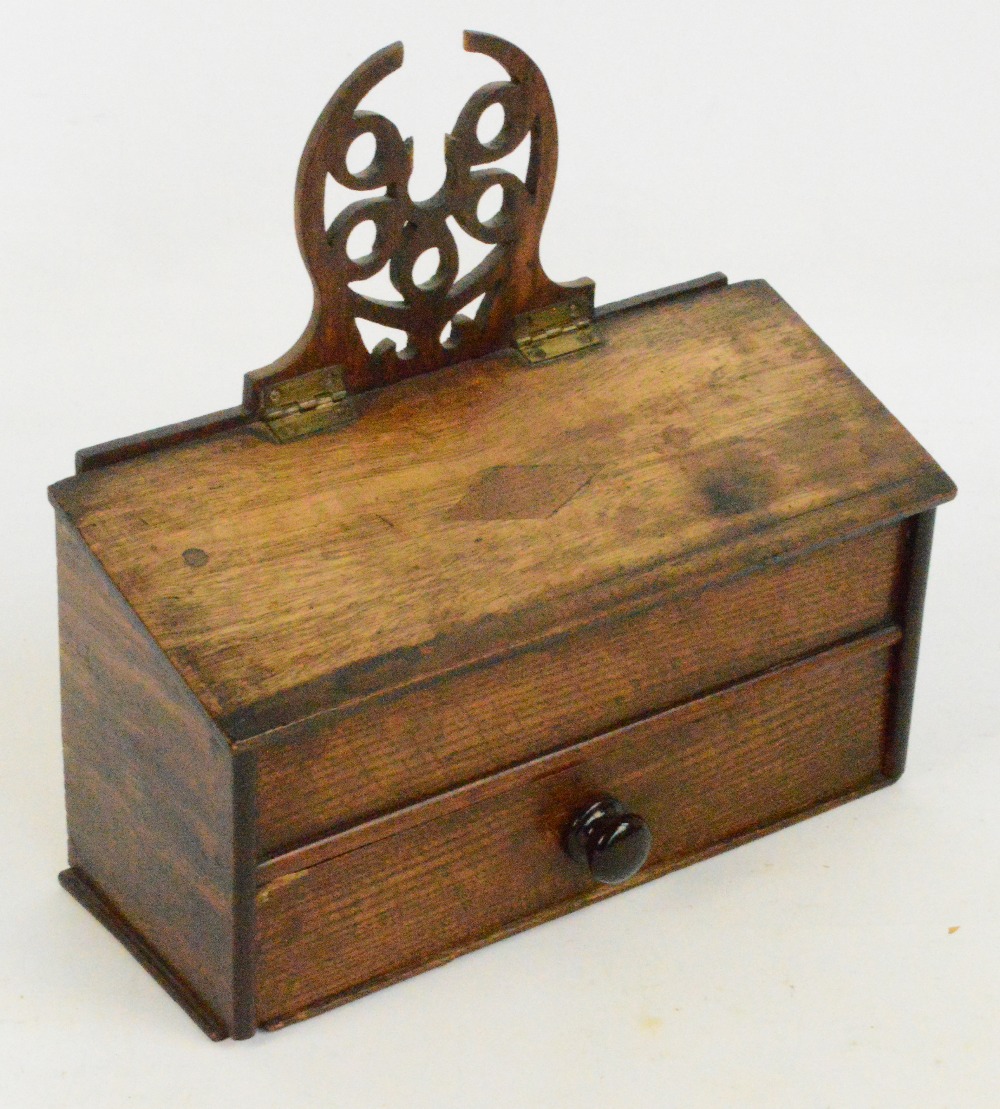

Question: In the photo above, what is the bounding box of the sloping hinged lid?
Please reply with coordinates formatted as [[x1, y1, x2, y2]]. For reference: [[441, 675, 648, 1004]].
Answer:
[[50, 280, 955, 745]]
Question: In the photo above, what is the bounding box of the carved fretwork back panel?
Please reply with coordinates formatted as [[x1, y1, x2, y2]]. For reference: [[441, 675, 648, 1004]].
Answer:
[[244, 31, 593, 409]]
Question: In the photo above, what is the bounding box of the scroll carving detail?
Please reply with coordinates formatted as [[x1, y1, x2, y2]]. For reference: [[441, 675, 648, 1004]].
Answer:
[[245, 31, 593, 408]]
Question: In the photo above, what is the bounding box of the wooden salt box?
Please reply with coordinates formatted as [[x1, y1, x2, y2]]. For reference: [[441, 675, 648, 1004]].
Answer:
[[48, 33, 956, 1038]]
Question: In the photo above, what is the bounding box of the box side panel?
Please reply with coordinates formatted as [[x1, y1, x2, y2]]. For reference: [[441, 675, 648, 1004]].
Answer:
[[255, 631, 896, 1028], [256, 523, 907, 853], [884, 509, 937, 779], [56, 515, 240, 1035]]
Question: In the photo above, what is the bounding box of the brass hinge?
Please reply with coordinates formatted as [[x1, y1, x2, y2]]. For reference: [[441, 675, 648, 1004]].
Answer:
[[260, 367, 353, 443], [513, 295, 602, 365]]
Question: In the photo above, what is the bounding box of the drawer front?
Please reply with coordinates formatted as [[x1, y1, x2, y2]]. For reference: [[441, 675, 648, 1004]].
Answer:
[[256, 524, 905, 854], [255, 628, 898, 1028]]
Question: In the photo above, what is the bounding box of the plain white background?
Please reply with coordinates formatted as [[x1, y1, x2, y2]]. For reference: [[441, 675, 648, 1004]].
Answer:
[[1, 2, 997, 1106]]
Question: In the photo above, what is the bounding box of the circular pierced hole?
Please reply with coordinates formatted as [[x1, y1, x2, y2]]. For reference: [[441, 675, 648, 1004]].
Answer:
[[346, 220, 378, 261], [477, 102, 505, 145], [413, 247, 441, 288], [477, 184, 504, 223], [346, 132, 376, 176]]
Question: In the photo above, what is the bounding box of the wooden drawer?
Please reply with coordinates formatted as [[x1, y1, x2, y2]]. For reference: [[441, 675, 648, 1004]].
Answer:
[[255, 626, 899, 1029], [256, 524, 905, 856]]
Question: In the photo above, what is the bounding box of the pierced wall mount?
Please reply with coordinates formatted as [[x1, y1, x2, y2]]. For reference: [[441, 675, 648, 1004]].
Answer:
[[242, 30, 596, 438], [79, 31, 722, 470]]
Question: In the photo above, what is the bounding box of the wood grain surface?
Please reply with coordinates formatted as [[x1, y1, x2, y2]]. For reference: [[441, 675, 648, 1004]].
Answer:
[[56, 515, 242, 1035], [256, 523, 905, 854], [255, 628, 898, 1027], [48, 281, 955, 734]]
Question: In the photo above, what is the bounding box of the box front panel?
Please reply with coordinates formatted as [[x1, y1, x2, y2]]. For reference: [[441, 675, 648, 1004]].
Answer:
[[256, 524, 905, 854], [255, 628, 896, 1028]]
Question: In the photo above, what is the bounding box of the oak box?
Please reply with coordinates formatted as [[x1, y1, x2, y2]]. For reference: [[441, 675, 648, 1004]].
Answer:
[[49, 34, 955, 1039]]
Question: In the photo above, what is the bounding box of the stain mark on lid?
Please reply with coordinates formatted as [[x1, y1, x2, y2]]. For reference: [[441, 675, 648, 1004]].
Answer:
[[449, 464, 597, 521]]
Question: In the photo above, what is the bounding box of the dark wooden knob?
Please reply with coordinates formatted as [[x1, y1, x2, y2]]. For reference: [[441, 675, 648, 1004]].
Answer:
[[565, 796, 652, 884]]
